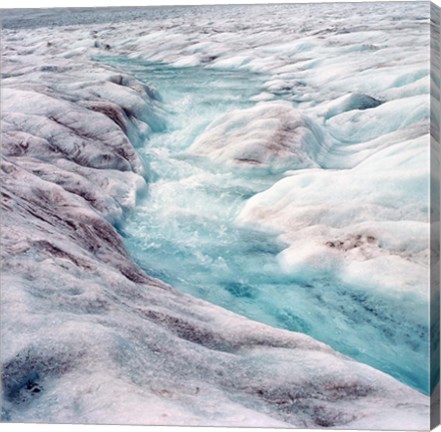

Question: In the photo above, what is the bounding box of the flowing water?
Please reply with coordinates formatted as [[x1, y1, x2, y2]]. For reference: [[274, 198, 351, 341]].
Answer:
[[104, 57, 429, 395]]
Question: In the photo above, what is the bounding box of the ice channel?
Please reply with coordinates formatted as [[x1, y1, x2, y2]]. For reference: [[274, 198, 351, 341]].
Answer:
[[105, 57, 429, 395]]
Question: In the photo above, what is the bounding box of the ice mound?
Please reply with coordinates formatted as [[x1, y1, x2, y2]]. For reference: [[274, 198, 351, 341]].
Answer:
[[1, 43, 168, 225], [189, 102, 326, 171], [238, 128, 429, 291], [326, 95, 428, 143]]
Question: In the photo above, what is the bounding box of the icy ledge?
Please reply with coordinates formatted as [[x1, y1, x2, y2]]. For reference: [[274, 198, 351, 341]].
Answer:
[[1, 29, 429, 430]]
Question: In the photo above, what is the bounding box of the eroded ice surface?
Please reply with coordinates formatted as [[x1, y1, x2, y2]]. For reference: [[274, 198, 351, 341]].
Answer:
[[1, 2, 436, 428]]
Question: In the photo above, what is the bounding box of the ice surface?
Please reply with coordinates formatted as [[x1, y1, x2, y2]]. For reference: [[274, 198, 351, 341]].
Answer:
[[1, 1, 435, 428], [189, 101, 327, 172]]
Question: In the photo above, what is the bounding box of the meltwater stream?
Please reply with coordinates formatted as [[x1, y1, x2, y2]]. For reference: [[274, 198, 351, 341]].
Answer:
[[106, 58, 429, 394]]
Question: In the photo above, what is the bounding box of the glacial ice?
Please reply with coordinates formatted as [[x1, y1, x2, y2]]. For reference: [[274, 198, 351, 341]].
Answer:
[[1, 1, 437, 429], [189, 101, 326, 171], [325, 94, 428, 143]]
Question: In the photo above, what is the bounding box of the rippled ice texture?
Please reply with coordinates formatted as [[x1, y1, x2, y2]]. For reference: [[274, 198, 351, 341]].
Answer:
[[0, 2, 437, 429]]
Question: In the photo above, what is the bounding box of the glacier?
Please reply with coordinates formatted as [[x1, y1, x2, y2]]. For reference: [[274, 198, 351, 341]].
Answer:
[[0, 2, 437, 429]]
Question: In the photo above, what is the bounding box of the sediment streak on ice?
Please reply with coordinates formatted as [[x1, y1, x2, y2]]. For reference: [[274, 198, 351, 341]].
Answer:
[[0, 2, 433, 428]]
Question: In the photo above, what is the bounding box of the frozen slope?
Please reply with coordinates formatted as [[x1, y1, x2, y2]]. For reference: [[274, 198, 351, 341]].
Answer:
[[0, 2, 434, 428]]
